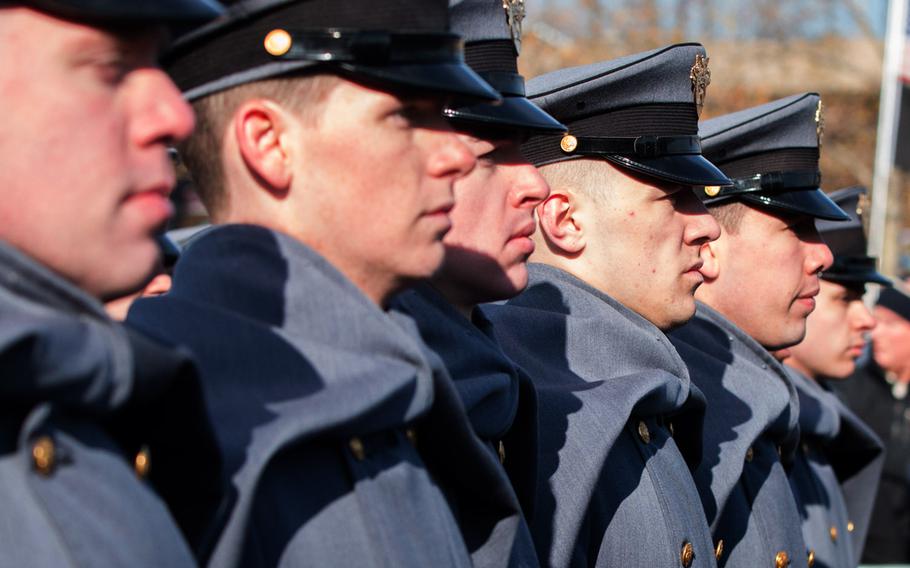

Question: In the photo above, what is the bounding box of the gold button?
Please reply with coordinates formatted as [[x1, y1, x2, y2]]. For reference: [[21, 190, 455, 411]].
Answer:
[[560, 134, 578, 153], [847, 521, 855, 532], [349, 437, 365, 461], [714, 540, 724, 561], [134, 446, 151, 479], [264, 29, 293, 57], [807, 549, 815, 567], [775, 550, 790, 568], [637, 420, 651, 444], [497, 440, 506, 465], [32, 436, 55, 476], [405, 429, 417, 446], [829, 526, 838, 542], [745, 447, 754, 462], [704, 185, 721, 197], [680, 541, 694, 567]]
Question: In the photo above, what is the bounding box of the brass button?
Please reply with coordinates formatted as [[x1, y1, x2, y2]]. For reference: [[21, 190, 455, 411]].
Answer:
[[263, 29, 293, 57], [134, 446, 151, 479], [637, 421, 651, 444], [807, 549, 815, 567], [32, 436, 55, 476], [405, 428, 417, 446], [349, 437, 365, 461], [775, 550, 790, 568], [560, 134, 578, 153], [847, 521, 855, 533], [680, 541, 694, 567], [714, 540, 724, 561], [829, 526, 838, 542], [497, 440, 506, 465], [704, 186, 721, 197], [745, 447, 754, 462]]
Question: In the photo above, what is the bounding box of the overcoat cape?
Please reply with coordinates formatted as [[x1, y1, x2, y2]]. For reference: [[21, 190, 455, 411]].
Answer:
[[670, 302, 807, 567], [0, 241, 216, 567], [784, 366, 883, 568], [482, 264, 717, 568], [128, 225, 530, 568], [392, 284, 540, 556]]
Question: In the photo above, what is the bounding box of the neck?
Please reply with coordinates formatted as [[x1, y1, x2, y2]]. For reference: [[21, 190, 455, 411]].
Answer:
[[428, 278, 476, 321], [783, 356, 816, 381]]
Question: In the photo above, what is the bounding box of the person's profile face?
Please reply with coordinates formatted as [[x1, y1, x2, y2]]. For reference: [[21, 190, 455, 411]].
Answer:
[[872, 305, 910, 373], [710, 207, 833, 350], [788, 280, 874, 379], [434, 133, 549, 305], [0, 7, 194, 300], [287, 80, 476, 294]]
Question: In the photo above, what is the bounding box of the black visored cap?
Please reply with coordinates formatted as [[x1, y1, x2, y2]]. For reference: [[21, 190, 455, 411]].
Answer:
[[164, 0, 499, 102], [700, 93, 850, 221], [520, 43, 731, 187], [22, 0, 224, 23], [816, 185, 891, 285], [877, 286, 910, 321], [445, 0, 564, 135]]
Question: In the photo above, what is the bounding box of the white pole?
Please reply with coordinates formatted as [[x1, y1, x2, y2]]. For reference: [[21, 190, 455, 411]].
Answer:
[[869, 0, 908, 268]]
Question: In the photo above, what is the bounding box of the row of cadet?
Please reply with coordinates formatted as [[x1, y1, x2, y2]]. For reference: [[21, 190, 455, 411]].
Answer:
[[2, 0, 906, 567]]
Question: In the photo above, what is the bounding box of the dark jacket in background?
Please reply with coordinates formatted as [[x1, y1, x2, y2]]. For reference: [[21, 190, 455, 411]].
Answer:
[[483, 264, 717, 568], [128, 224, 531, 568], [785, 366, 883, 568], [0, 241, 216, 567], [834, 352, 910, 563], [670, 302, 807, 568]]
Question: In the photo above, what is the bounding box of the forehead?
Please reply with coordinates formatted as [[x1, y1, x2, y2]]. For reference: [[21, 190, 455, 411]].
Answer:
[[0, 7, 163, 53]]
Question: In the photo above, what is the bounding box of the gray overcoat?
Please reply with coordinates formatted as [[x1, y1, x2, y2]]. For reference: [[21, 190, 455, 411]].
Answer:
[[0, 241, 211, 567], [128, 224, 529, 568], [483, 264, 717, 568], [670, 302, 808, 567], [785, 366, 883, 568]]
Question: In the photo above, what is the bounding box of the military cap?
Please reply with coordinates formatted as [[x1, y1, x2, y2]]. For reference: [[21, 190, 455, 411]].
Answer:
[[445, 0, 565, 135], [520, 43, 731, 187], [699, 93, 850, 221], [815, 186, 890, 286], [164, 0, 500, 103], [17, 0, 223, 23], [877, 286, 910, 322]]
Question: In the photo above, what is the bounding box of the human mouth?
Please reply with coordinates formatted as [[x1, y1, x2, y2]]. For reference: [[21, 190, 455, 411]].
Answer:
[[507, 221, 537, 254], [795, 286, 820, 313], [125, 184, 174, 228]]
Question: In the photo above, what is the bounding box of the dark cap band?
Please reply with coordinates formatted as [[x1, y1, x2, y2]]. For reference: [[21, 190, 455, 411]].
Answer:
[[703, 170, 821, 203], [558, 134, 701, 159], [877, 287, 910, 322]]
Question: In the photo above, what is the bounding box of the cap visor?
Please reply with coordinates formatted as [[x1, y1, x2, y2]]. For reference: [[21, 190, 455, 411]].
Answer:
[[32, 0, 223, 22], [605, 153, 733, 187], [823, 270, 892, 286], [741, 188, 851, 221], [445, 95, 566, 134], [343, 61, 500, 103]]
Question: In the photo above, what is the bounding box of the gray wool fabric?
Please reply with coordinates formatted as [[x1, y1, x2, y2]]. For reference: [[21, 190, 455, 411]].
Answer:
[[392, 284, 540, 530], [785, 366, 884, 568], [128, 224, 529, 568], [0, 241, 204, 568], [482, 263, 717, 568], [670, 302, 807, 568]]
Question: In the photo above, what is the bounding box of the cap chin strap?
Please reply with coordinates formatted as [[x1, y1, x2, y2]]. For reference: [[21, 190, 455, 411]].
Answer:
[[265, 29, 465, 65], [559, 134, 701, 159], [708, 170, 821, 200]]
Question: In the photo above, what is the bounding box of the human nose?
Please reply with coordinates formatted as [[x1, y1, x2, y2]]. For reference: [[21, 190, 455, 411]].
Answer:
[[132, 69, 195, 147], [509, 163, 550, 209], [805, 240, 834, 276], [427, 131, 475, 179]]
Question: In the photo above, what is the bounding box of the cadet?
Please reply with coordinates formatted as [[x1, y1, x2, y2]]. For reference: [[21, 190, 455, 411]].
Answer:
[[127, 0, 532, 566], [781, 186, 886, 568], [0, 0, 223, 566], [836, 285, 910, 563], [669, 93, 849, 567], [391, 0, 563, 550], [483, 44, 731, 567]]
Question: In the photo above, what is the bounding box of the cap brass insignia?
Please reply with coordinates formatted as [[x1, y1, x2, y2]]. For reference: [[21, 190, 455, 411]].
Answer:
[[502, 0, 525, 54], [264, 29, 292, 57], [704, 186, 721, 197], [560, 134, 578, 153], [816, 99, 825, 148], [690, 54, 711, 116]]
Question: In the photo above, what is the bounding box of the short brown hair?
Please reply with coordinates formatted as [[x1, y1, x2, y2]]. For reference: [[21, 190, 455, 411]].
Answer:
[[708, 201, 748, 234], [178, 74, 340, 215]]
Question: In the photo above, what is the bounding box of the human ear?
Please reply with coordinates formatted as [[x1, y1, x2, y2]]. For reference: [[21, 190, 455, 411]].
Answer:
[[537, 190, 585, 255], [699, 240, 720, 281], [233, 99, 292, 194]]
